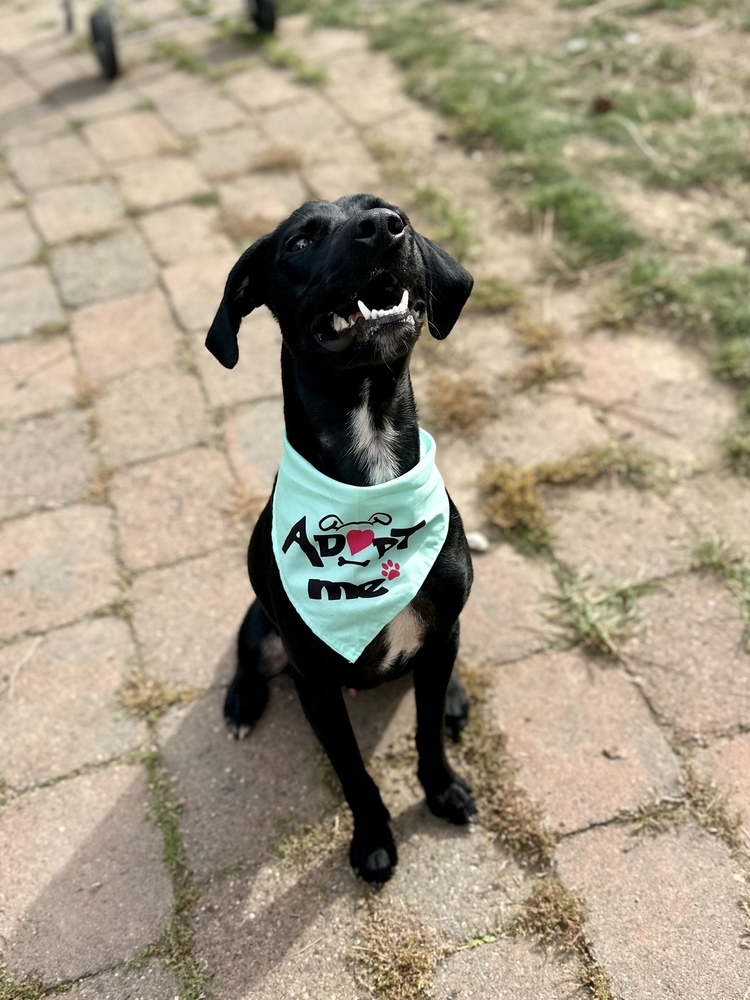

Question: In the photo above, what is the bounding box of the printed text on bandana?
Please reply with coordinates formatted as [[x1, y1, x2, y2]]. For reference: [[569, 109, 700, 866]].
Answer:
[[281, 514, 427, 600]]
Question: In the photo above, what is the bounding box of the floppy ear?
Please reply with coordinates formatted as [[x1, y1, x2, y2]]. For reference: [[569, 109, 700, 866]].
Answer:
[[414, 233, 474, 340], [205, 236, 272, 368]]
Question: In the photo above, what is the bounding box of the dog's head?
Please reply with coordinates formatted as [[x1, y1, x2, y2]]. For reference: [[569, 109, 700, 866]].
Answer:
[[205, 193, 473, 369]]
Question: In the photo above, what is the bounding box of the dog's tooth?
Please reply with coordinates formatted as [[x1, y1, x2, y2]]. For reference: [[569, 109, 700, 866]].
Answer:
[[332, 314, 347, 332], [358, 300, 372, 320], [399, 289, 409, 312]]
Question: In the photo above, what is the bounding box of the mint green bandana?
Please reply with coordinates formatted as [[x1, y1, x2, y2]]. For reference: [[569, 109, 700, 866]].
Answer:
[[271, 429, 449, 662]]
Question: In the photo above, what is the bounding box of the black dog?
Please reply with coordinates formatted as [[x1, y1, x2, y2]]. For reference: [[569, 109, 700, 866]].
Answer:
[[205, 193, 476, 886]]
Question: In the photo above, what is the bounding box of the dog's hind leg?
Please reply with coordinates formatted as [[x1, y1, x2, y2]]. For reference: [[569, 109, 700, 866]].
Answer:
[[224, 600, 287, 738], [413, 623, 477, 824], [445, 669, 470, 742]]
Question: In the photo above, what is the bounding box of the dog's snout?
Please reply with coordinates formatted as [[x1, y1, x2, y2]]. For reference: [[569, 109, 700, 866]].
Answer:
[[355, 208, 405, 249]]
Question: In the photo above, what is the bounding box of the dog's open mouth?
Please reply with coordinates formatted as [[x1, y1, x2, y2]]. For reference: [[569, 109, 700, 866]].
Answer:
[[315, 274, 423, 354]]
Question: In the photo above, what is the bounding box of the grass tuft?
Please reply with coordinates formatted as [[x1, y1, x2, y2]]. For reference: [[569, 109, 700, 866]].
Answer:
[[411, 185, 472, 262], [351, 899, 450, 1000], [480, 464, 552, 554], [466, 277, 523, 313], [691, 535, 750, 650], [136, 752, 206, 1000], [0, 966, 45, 1000], [514, 351, 579, 392], [535, 440, 659, 489], [740, 897, 750, 949], [691, 535, 738, 576], [511, 876, 586, 951], [481, 440, 661, 553], [119, 669, 200, 725], [451, 666, 558, 867], [619, 764, 744, 852], [271, 815, 348, 871], [723, 427, 750, 476], [510, 877, 613, 999], [424, 372, 495, 435], [712, 339, 750, 385], [546, 570, 658, 659], [526, 177, 643, 267]]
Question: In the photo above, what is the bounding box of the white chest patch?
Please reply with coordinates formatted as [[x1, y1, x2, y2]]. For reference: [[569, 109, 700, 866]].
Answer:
[[348, 383, 400, 485], [379, 605, 425, 672]]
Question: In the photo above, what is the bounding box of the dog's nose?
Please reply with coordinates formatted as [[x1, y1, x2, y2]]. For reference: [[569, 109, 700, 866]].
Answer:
[[355, 209, 405, 250]]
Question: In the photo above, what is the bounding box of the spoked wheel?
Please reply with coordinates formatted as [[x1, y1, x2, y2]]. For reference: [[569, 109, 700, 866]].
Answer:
[[90, 10, 119, 81], [247, 0, 276, 34]]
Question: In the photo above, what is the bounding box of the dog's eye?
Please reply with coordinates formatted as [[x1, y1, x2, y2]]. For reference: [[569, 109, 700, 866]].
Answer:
[[288, 236, 312, 252]]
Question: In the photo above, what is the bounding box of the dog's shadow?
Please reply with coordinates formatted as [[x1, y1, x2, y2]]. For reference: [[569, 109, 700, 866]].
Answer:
[[3, 629, 484, 994]]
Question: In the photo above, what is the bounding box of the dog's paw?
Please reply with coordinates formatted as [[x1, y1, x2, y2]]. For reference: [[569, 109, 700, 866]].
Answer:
[[426, 772, 477, 825], [350, 825, 398, 888], [224, 673, 268, 739]]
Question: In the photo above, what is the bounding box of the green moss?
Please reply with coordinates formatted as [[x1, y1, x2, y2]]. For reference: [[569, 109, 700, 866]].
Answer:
[[466, 276, 523, 313], [0, 968, 45, 1000], [260, 38, 327, 85], [692, 266, 750, 340], [411, 185, 472, 262], [712, 340, 750, 385], [526, 177, 643, 266], [142, 754, 207, 1000], [723, 427, 750, 476], [309, 0, 362, 28]]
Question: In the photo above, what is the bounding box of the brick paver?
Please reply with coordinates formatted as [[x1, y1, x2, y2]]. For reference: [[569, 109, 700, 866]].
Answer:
[[0, 409, 96, 518], [488, 650, 681, 832], [111, 446, 237, 571], [1, 5, 749, 997], [625, 574, 750, 740], [51, 229, 155, 307], [0, 765, 172, 981], [94, 363, 211, 466], [0, 505, 118, 641], [0, 265, 65, 341], [0, 334, 77, 420], [557, 825, 749, 1000], [0, 618, 145, 787], [72, 287, 180, 384], [83, 110, 181, 163], [30, 180, 125, 244]]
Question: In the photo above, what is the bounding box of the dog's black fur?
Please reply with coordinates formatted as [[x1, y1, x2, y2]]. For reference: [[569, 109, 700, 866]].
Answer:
[[206, 193, 476, 886]]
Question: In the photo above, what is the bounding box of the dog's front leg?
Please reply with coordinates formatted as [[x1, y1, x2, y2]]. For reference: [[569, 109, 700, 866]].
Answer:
[[293, 673, 397, 886], [413, 624, 477, 824]]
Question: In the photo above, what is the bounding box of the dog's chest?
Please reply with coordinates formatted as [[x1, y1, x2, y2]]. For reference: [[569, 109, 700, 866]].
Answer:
[[379, 604, 425, 672]]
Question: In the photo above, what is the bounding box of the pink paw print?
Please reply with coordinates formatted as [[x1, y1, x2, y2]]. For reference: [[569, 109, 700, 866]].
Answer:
[[381, 560, 401, 580]]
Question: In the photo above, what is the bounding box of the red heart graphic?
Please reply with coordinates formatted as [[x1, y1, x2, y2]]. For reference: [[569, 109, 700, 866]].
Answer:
[[346, 529, 374, 555]]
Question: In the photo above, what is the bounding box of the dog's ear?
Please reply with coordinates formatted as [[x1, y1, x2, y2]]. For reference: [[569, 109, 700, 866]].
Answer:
[[205, 236, 272, 368], [415, 233, 474, 340]]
